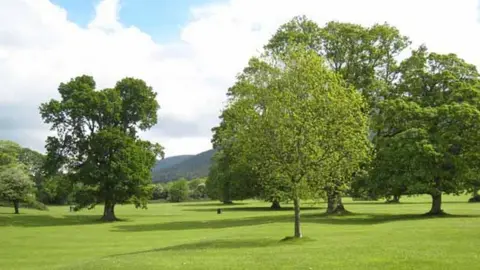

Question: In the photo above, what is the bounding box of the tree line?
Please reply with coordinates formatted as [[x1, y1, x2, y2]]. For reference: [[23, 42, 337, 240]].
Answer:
[[205, 16, 480, 238], [152, 178, 207, 202], [1, 16, 479, 239], [0, 137, 207, 214]]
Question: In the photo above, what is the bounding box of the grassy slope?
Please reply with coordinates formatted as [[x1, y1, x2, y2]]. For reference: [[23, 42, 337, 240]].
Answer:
[[0, 195, 479, 270]]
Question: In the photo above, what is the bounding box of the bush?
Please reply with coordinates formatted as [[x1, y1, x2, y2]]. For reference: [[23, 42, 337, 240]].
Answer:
[[191, 183, 207, 199], [151, 184, 166, 200], [188, 178, 207, 199], [167, 179, 189, 202]]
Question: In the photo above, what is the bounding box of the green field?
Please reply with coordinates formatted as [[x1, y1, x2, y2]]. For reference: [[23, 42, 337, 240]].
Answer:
[[1, 195, 479, 270]]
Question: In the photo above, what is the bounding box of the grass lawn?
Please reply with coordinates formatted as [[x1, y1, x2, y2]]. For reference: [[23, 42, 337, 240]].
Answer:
[[0, 195, 479, 270]]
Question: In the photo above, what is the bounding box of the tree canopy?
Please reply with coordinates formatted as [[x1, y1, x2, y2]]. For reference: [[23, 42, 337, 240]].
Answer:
[[371, 46, 480, 214], [40, 75, 164, 221], [212, 46, 370, 237], [264, 16, 409, 213], [0, 165, 36, 214]]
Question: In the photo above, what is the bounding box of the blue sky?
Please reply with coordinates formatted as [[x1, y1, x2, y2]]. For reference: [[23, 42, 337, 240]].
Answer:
[[50, 0, 220, 42]]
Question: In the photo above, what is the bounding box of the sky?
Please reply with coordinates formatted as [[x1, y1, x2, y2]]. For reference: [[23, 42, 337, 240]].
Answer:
[[0, 0, 479, 158]]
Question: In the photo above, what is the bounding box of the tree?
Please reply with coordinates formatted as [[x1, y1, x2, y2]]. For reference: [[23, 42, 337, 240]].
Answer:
[[40, 75, 164, 221], [18, 148, 45, 177], [0, 165, 36, 214], [265, 16, 409, 213], [167, 179, 189, 202], [464, 167, 480, 202], [373, 46, 480, 214], [206, 150, 288, 208], [193, 182, 207, 200], [37, 173, 73, 204], [213, 47, 369, 238], [188, 178, 207, 199], [0, 141, 53, 207], [206, 149, 258, 204], [151, 183, 165, 200], [462, 155, 480, 202]]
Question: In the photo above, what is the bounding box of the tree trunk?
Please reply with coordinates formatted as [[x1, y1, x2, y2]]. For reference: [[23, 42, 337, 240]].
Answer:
[[223, 200, 233, 205], [293, 197, 302, 238], [327, 192, 335, 213], [428, 193, 443, 215], [469, 187, 480, 202], [337, 196, 345, 211], [13, 200, 19, 214], [386, 194, 401, 203], [222, 181, 232, 204], [101, 201, 118, 221], [270, 200, 281, 210], [326, 191, 347, 214]]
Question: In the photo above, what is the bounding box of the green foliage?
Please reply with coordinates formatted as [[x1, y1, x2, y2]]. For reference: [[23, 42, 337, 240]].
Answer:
[[266, 16, 410, 110], [188, 178, 207, 199], [39, 75, 164, 221], [167, 179, 189, 202], [213, 44, 370, 237], [0, 140, 53, 208], [151, 184, 165, 200], [192, 182, 207, 200], [36, 174, 73, 205], [0, 140, 22, 167], [372, 45, 480, 213], [206, 150, 258, 203], [265, 16, 409, 213], [17, 147, 45, 177], [0, 165, 36, 213]]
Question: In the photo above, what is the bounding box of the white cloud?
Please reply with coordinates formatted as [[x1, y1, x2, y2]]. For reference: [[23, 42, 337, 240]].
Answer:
[[0, 0, 479, 157], [88, 0, 122, 31]]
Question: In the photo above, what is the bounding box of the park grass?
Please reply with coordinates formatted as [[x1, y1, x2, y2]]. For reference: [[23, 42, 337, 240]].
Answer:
[[0, 195, 479, 270]]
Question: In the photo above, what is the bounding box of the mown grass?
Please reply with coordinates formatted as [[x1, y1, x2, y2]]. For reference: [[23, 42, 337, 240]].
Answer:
[[0, 195, 479, 269]]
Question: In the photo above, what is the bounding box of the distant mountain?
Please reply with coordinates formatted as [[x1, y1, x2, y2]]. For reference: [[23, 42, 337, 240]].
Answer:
[[152, 149, 216, 182], [153, 155, 194, 172]]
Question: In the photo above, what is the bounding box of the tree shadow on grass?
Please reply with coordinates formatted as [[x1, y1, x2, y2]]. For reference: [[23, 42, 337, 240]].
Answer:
[[183, 206, 324, 213], [0, 214, 130, 227], [173, 202, 249, 207], [113, 212, 479, 232], [306, 212, 478, 225], [342, 201, 471, 205], [108, 238, 279, 258]]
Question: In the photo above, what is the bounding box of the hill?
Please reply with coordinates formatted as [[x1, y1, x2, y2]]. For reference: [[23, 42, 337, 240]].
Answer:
[[153, 155, 194, 172], [152, 149, 215, 182]]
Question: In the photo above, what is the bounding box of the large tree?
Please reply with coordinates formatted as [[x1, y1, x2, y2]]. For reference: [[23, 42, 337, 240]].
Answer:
[[213, 47, 369, 238], [265, 16, 409, 213], [40, 75, 164, 221], [373, 46, 480, 214]]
